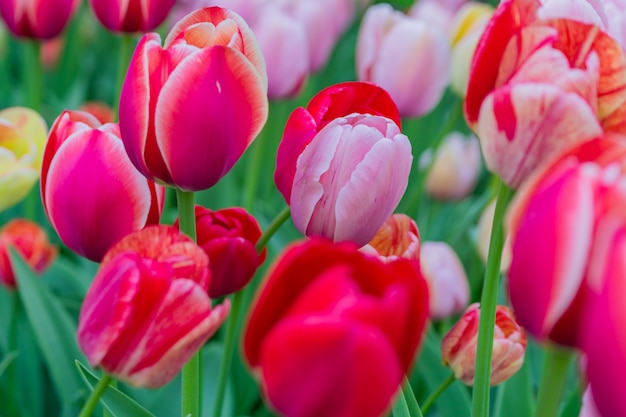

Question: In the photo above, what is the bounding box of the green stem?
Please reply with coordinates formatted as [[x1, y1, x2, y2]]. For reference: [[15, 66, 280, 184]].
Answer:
[[6, 294, 19, 416], [534, 346, 573, 417], [176, 189, 200, 417], [78, 373, 113, 417], [420, 373, 456, 415], [471, 180, 513, 417], [255, 206, 291, 252], [114, 35, 134, 122], [22, 40, 42, 111], [402, 377, 424, 417], [242, 137, 265, 210]]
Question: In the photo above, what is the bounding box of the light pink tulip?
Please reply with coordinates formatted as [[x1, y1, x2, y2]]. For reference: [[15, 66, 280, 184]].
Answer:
[[357, 4, 451, 118], [0, 0, 79, 39]]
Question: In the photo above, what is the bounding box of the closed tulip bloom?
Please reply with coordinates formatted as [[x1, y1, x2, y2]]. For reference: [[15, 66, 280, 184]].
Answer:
[[89, 0, 176, 33], [119, 7, 268, 191], [465, 0, 626, 188], [41, 110, 164, 262], [0, 219, 56, 289], [175, 205, 265, 298], [0, 107, 47, 212], [442, 303, 527, 386], [243, 238, 429, 417], [357, 4, 450, 118], [360, 213, 420, 262], [507, 137, 626, 346], [0, 0, 79, 39], [275, 82, 411, 246], [78, 225, 229, 388]]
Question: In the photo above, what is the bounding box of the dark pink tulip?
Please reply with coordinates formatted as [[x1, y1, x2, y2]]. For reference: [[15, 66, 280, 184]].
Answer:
[[78, 226, 229, 388], [89, 0, 176, 33], [119, 7, 268, 191], [41, 110, 164, 262], [175, 205, 265, 298], [0, 0, 79, 39], [243, 238, 429, 417], [508, 137, 626, 346], [464, 0, 626, 187]]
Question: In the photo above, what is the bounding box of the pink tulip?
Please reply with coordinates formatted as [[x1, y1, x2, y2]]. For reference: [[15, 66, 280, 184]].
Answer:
[[356, 4, 450, 118], [0, 219, 56, 289], [579, 387, 601, 417], [243, 238, 429, 417], [175, 205, 265, 298], [89, 0, 176, 33], [275, 82, 411, 246], [41, 110, 164, 262], [465, 0, 626, 187], [78, 225, 229, 388], [0, 0, 79, 39], [360, 213, 421, 262], [119, 7, 268, 191], [508, 137, 626, 346], [442, 303, 527, 386]]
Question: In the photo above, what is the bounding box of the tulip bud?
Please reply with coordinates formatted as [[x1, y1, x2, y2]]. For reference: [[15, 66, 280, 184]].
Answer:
[[0, 219, 56, 289], [0, 107, 47, 212], [89, 0, 176, 33], [175, 206, 266, 298], [79, 101, 115, 124], [425, 132, 482, 200], [420, 241, 470, 320], [360, 213, 420, 261], [78, 225, 230, 388], [442, 303, 527, 386], [0, 0, 79, 39]]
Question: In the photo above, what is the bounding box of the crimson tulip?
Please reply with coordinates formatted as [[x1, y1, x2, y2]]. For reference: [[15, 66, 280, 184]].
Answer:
[[78, 225, 229, 388], [119, 7, 268, 191], [243, 238, 429, 417], [89, 0, 176, 33], [41, 110, 164, 262], [0, 0, 79, 39]]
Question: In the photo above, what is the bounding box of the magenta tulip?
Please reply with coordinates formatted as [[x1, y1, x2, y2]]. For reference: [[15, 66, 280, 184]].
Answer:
[[78, 225, 229, 388], [0, 0, 79, 39], [41, 110, 164, 262], [243, 238, 429, 417], [89, 0, 176, 33], [119, 7, 268, 191]]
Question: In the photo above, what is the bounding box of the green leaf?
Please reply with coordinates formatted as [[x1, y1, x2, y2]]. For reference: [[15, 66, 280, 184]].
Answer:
[[493, 359, 535, 417], [12, 248, 85, 404], [0, 351, 18, 377], [76, 360, 156, 417]]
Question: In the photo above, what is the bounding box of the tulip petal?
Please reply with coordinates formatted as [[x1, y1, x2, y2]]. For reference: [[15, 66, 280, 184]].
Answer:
[[89, 0, 126, 32], [204, 237, 260, 298]]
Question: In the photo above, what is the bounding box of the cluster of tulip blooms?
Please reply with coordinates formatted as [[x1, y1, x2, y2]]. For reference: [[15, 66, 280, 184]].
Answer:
[[0, 0, 625, 416]]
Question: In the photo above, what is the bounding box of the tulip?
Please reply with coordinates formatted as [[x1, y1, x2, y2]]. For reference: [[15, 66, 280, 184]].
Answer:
[[243, 238, 429, 417], [507, 137, 626, 346], [0, 107, 47, 212], [275, 81, 411, 246], [420, 241, 470, 320], [41, 110, 164, 262], [442, 303, 527, 386], [119, 7, 268, 191], [0, 219, 56, 289], [579, 387, 601, 417], [465, 0, 626, 187], [424, 132, 482, 200], [356, 3, 450, 118], [175, 205, 265, 298], [89, 0, 176, 33], [78, 225, 229, 388], [360, 213, 420, 262], [79, 101, 115, 124], [0, 0, 79, 39]]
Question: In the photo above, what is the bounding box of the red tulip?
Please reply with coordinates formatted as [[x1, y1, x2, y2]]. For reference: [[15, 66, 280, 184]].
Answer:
[[464, 0, 626, 187], [78, 225, 229, 388], [175, 205, 265, 298], [41, 110, 164, 262], [89, 0, 176, 33], [243, 238, 429, 417], [119, 7, 268, 191], [0, 219, 56, 289], [0, 0, 79, 39]]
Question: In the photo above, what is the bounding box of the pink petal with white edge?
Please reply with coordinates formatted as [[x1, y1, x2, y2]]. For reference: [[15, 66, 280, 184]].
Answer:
[[30, 0, 78, 39], [44, 130, 153, 261], [477, 82, 603, 187], [154, 46, 268, 191]]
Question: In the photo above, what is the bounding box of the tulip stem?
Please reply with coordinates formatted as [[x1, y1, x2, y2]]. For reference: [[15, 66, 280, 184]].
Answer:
[[22, 40, 42, 111], [471, 180, 513, 417], [176, 189, 200, 417], [534, 346, 573, 417], [114, 35, 134, 122], [78, 373, 113, 417], [420, 373, 456, 414], [255, 206, 291, 252]]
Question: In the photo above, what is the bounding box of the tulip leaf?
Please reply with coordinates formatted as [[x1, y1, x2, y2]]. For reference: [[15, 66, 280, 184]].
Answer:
[[12, 248, 85, 405], [493, 358, 535, 417], [0, 351, 18, 377], [76, 360, 156, 417]]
